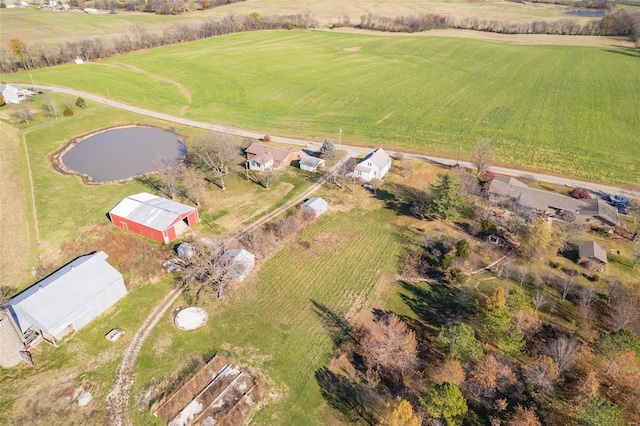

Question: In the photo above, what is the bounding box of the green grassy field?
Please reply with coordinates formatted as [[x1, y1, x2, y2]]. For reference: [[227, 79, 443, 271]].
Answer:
[[8, 31, 640, 185], [0, 121, 37, 288], [131, 205, 402, 425]]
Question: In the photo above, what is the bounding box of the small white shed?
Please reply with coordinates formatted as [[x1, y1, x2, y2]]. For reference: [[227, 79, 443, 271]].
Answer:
[[222, 249, 255, 283], [303, 197, 328, 218], [300, 156, 326, 173]]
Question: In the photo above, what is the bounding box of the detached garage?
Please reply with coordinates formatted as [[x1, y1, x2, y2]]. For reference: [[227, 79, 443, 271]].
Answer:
[[109, 192, 199, 244], [2, 251, 126, 366]]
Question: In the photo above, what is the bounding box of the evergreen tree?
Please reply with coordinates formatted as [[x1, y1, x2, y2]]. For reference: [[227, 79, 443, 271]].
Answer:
[[320, 139, 336, 159], [430, 173, 461, 219]]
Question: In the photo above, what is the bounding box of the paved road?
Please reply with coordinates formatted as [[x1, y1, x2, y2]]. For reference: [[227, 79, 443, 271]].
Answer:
[[37, 85, 640, 200]]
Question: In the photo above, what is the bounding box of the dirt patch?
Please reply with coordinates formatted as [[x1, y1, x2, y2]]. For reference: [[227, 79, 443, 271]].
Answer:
[[343, 46, 361, 51]]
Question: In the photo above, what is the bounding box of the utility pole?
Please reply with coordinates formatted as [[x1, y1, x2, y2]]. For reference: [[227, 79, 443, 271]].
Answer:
[[339, 128, 342, 148], [455, 146, 462, 167]]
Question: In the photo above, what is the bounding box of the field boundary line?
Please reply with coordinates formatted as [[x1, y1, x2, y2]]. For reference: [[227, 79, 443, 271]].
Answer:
[[22, 132, 39, 243]]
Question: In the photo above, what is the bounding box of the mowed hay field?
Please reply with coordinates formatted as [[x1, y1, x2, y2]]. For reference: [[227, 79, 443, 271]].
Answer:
[[10, 31, 640, 185], [0, 121, 36, 288], [131, 207, 402, 425]]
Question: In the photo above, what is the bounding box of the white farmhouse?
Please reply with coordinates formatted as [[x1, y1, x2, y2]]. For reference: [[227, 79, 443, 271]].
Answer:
[[354, 148, 392, 182]]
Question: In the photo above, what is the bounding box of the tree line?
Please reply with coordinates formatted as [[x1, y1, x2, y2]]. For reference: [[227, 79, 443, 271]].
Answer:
[[0, 12, 318, 73], [337, 11, 640, 45]]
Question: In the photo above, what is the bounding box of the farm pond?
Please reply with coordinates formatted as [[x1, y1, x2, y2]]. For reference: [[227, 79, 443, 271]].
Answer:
[[59, 126, 185, 183]]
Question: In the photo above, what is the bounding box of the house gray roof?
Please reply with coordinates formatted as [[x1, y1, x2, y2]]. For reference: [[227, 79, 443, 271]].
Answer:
[[300, 156, 325, 168], [581, 199, 620, 227], [4, 251, 124, 336], [109, 192, 196, 231], [356, 148, 391, 172], [488, 178, 619, 226], [579, 241, 608, 264]]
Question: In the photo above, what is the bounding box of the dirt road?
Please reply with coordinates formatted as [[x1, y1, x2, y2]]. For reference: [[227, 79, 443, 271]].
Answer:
[[34, 84, 640, 200]]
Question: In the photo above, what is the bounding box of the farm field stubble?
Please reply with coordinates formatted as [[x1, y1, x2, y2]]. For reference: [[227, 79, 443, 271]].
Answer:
[[132, 207, 402, 425], [9, 31, 640, 185]]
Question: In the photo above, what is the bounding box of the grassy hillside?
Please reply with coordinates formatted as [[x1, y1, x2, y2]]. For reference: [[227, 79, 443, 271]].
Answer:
[[8, 31, 640, 185]]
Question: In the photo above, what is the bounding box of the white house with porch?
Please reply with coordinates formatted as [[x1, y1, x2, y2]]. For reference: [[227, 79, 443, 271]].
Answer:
[[354, 148, 392, 182]]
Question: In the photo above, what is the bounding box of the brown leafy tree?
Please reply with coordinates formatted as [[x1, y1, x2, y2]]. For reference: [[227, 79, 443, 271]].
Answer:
[[189, 133, 238, 190], [360, 313, 417, 375], [380, 397, 420, 426], [523, 355, 559, 394], [507, 405, 542, 426]]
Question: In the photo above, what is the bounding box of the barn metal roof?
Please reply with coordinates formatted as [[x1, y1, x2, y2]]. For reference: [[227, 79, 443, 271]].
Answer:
[[109, 192, 196, 231], [4, 251, 124, 336], [303, 197, 328, 212]]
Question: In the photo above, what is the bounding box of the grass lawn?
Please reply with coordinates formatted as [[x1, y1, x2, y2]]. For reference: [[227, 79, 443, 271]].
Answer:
[[131, 205, 403, 425], [7, 31, 640, 185], [0, 121, 37, 289]]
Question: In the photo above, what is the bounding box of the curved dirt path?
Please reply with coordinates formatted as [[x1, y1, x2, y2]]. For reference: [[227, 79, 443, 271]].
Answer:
[[105, 287, 183, 426]]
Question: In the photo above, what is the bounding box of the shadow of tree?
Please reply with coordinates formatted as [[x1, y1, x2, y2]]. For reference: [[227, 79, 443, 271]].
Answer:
[[311, 300, 354, 348], [315, 367, 374, 425], [399, 280, 473, 331]]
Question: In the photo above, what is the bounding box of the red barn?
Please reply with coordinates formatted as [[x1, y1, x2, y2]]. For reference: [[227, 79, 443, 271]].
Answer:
[[109, 192, 199, 244]]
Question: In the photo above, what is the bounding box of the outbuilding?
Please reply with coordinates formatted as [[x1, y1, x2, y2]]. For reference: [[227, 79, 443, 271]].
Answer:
[[300, 156, 326, 173], [109, 192, 199, 244], [578, 241, 608, 270], [1, 251, 126, 367], [303, 197, 328, 218], [222, 249, 255, 282]]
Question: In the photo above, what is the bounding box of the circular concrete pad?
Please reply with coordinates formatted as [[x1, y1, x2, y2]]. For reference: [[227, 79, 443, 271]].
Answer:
[[174, 307, 208, 331]]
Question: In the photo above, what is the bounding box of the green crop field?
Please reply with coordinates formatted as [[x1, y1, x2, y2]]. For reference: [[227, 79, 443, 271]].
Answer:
[[8, 31, 640, 185], [131, 206, 402, 425]]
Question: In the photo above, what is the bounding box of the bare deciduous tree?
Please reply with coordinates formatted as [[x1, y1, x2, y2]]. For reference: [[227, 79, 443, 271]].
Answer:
[[472, 137, 494, 174], [360, 313, 417, 375], [180, 166, 206, 207], [179, 241, 239, 300], [608, 290, 640, 331], [558, 278, 577, 301], [189, 133, 238, 190], [260, 167, 282, 189], [153, 157, 182, 200], [532, 290, 549, 312], [545, 336, 580, 374]]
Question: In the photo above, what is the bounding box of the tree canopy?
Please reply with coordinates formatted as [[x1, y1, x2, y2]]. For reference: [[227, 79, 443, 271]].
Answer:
[[320, 138, 336, 159], [430, 173, 462, 220], [435, 322, 483, 362], [420, 382, 468, 426]]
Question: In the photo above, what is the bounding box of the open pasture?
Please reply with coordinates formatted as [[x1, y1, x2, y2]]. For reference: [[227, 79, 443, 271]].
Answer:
[[132, 206, 402, 425], [11, 31, 640, 185]]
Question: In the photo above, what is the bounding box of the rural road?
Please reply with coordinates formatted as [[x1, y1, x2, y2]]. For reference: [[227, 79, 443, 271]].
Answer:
[[36, 84, 640, 200]]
